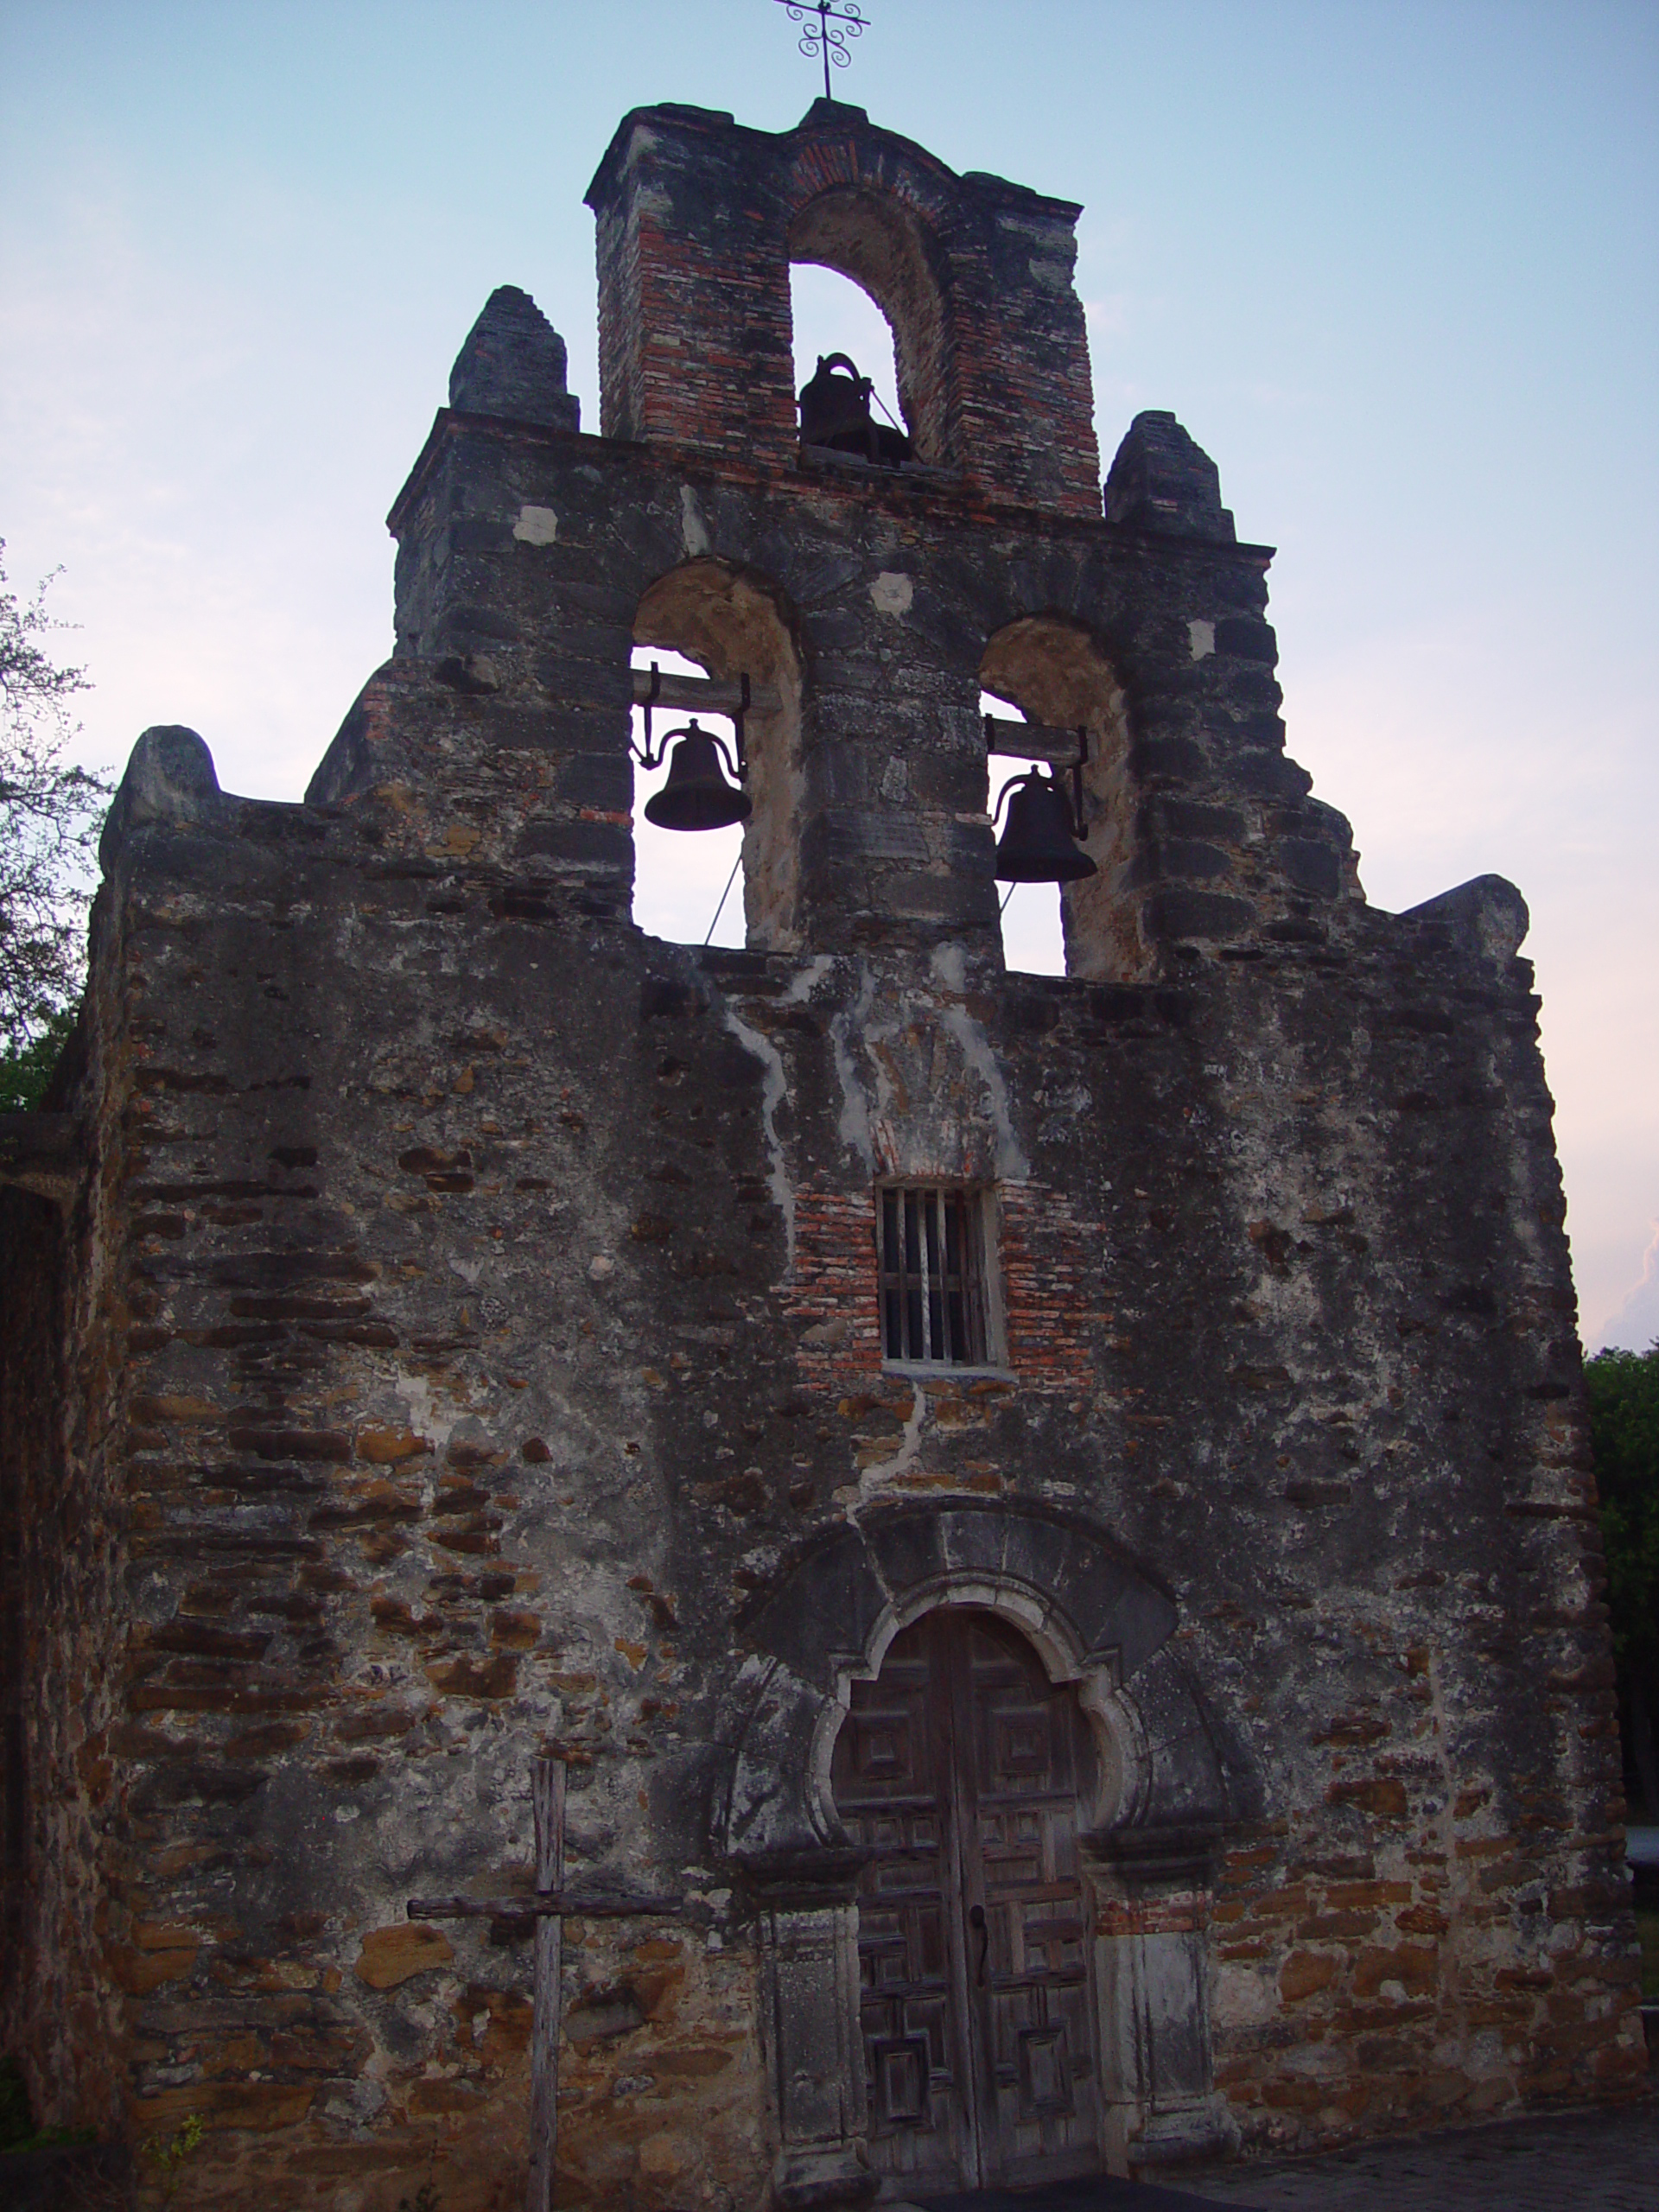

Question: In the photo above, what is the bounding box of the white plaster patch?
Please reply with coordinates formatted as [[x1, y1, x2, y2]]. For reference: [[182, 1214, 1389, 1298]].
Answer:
[[1188, 618, 1216, 660], [830, 965, 879, 1167], [512, 505, 559, 546], [856, 1382, 927, 1494], [722, 1007, 795, 1273], [391, 1370, 456, 1455], [869, 571, 913, 617], [938, 1001, 1032, 1180], [930, 942, 968, 995], [679, 485, 711, 557], [1212, 1963, 1274, 2029]]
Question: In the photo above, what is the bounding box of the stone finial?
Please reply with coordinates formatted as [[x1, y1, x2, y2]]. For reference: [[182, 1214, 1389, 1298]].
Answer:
[[448, 286, 580, 432], [1402, 874, 1530, 962], [99, 725, 222, 872], [1104, 410, 1236, 542]]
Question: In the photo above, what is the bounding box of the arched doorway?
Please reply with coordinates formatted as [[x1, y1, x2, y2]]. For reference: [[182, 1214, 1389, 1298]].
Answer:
[[831, 1607, 1103, 2190]]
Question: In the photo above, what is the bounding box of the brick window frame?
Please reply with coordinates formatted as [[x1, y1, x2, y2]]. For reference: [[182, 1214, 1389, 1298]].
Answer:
[[875, 1183, 1004, 1370]]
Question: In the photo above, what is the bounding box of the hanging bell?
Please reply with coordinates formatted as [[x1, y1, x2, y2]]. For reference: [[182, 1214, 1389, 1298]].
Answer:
[[993, 769, 1097, 883], [641, 722, 753, 833]]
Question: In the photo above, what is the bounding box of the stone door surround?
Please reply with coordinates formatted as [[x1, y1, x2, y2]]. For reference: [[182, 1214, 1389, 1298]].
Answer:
[[720, 1500, 1252, 2202]]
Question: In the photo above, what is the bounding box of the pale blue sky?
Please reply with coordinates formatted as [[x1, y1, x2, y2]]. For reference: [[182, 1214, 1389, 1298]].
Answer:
[[2, 0, 1655, 1344]]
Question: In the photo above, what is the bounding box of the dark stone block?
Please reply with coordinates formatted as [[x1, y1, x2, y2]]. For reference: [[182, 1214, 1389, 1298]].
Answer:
[[877, 872, 997, 927], [1154, 799, 1247, 842], [799, 810, 930, 870], [865, 1510, 947, 1602], [1128, 736, 1207, 782], [938, 1505, 1010, 1580], [434, 601, 522, 645], [1279, 838, 1344, 898], [744, 1525, 887, 1686], [1231, 750, 1313, 800], [1150, 839, 1232, 883], [1213, 616, 1277, 663], [1144, 887, 1256, 942], [558, 752, 632, 809], [515, 819, 632, 869], [640, 979, 708, 1020]]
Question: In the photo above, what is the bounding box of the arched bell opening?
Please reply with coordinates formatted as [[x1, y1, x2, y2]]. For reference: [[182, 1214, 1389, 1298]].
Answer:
[[788, 185, 951, 468], [790, 266, 910, 464], [979, 618, 1149, 984], [632, 559, 805, 953], [980, 691, 1065, 978], [626, 642, 747, 947], [825, 1597, 1130, 2189]]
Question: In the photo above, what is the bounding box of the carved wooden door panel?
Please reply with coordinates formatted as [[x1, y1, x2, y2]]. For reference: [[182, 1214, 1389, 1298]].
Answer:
[[830, 1614, 977, 2190], [831, 1609, 1101, 2190]]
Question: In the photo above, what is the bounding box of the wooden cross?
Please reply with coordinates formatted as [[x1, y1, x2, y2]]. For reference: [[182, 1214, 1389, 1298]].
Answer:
[[407, 1758, 681, 2212]]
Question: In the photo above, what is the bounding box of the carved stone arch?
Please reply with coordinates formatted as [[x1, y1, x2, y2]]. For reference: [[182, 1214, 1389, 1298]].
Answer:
[[980, 613, 1150, 983], [632, 556, 807, 951], [718, 1498, 1253, 1863], [786, 183, 955, 469]]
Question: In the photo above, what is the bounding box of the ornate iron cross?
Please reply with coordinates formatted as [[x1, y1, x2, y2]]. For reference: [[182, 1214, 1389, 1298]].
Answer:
[[775, 0, 868, 102]]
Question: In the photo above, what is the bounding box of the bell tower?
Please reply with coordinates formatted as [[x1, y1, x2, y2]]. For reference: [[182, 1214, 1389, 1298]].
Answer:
[[586, 99, 1102, 513], [10, 86, 1635, 2212]]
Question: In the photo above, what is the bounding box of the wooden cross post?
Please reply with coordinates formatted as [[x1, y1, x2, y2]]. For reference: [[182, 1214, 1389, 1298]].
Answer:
[[407, 1756, 682, 2212], [527, 1756, 563, 2212]]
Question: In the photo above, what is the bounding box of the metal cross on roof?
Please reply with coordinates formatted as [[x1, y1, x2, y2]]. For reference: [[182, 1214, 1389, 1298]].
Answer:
[[775, 0, 868, 103]]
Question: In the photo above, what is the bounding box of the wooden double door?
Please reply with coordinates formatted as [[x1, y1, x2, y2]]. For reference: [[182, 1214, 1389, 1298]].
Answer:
[[830, 1608, 1103, 2191]]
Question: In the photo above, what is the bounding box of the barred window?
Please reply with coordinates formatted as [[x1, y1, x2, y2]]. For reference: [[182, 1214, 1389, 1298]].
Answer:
[[877, 1185, 996, 1367]]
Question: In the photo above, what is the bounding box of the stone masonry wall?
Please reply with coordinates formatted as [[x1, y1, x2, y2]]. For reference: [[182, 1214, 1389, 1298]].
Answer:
[[12, 711, 1639, 2204], [2, 115, 1646, 2211]]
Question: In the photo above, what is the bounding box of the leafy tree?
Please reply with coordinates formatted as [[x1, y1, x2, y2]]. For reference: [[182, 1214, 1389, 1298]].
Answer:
[[1586, 1343, 1659, 1820], [0, 1003, 79, 1112], [0, 541, 109, 1070]]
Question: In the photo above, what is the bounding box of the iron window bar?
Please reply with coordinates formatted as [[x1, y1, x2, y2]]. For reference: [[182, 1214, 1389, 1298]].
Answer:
[[878, 1186, 989, 1367]]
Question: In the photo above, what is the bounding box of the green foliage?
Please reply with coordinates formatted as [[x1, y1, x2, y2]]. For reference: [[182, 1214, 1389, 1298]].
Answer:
[[0, 2056, 96, 2154], [0, 1000, 76, 1111], [0, 542, 110, 1056], [1586, 1344, 1659, 1673], [141, 2113, 202, 2201], [398, 2186, 443, 2212], [0, 2058, 33, 2152]]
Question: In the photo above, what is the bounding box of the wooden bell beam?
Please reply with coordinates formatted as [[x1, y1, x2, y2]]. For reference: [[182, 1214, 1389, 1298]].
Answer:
[[983, 715, 1089, 766], [630, 667, 780, 716]]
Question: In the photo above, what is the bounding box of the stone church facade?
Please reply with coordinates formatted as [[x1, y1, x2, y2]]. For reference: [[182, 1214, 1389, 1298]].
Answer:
[[1, 98, 1646, 2210]]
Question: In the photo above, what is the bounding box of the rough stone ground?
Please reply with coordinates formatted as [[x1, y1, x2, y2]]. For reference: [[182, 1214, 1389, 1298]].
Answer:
[[910, 2099, 1659, 2212]]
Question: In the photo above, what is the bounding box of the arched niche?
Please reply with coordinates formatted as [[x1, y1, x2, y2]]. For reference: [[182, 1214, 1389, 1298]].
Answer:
[[633, 558, 806, 952], [788, 186, 952, 468], [980, 617, 1149, 984]]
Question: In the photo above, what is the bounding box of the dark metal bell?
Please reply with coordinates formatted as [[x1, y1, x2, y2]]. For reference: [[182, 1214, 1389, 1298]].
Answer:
[[993, 770, 1097, 883], [641, 724, 753, 832], [798, 352, 913, 467]]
